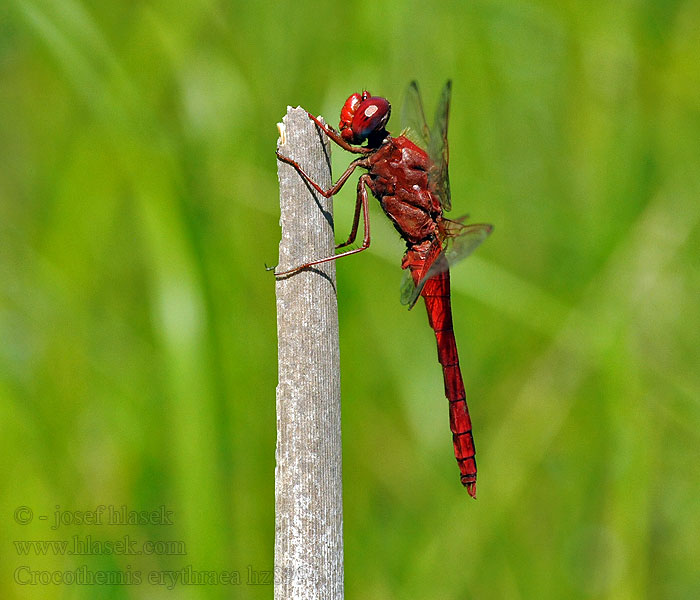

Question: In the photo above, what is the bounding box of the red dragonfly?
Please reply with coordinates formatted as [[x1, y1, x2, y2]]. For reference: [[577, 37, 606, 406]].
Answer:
[[275, 81, 492, 497]]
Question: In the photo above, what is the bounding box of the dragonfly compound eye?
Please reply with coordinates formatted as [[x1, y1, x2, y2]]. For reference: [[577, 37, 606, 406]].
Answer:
[[350, 97, 391, 143], [340, 90, 372, 143]]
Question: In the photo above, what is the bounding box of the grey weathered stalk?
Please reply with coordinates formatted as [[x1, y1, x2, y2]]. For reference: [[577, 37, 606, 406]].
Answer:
[[274, 107, 343, 600]]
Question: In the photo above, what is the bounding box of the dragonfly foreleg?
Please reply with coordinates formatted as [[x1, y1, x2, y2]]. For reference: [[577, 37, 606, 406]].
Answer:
[[276, 151, 368, 198], [305, 113, 373, 155]]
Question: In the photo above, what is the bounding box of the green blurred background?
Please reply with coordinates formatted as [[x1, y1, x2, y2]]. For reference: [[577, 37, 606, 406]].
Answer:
[[2, 0, 698, 598]]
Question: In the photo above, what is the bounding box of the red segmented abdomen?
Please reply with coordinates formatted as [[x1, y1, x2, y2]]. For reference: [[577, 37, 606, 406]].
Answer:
[[414, 266, 478, 498]]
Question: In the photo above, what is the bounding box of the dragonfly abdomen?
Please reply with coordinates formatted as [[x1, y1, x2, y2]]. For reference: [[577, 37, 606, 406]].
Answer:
[[419, 267, 478, 498]]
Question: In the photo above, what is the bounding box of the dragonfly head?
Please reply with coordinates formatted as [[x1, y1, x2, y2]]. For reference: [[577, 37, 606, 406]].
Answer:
[[339, 91, 391, 147]]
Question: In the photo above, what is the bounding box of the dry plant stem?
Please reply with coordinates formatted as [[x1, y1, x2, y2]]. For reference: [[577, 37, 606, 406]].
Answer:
[[274, 107, 344, 600]]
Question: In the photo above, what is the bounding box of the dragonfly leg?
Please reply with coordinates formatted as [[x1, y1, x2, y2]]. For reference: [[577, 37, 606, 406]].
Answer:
[[305, 113, 373, 155], [276, 151, 368, 198], [274, 174, 372, 277], [335, 186, 363, 249]]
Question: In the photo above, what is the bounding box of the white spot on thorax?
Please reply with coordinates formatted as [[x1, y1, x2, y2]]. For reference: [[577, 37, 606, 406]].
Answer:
[[364, 104, 379, 118]]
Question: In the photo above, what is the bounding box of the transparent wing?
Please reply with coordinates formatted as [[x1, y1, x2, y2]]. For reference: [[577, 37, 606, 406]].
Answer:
[[441, 220, 492, 268], [400, 80, 452, 212], [400, 220, 493, 309], [400, 239, 444, 309], [427, 80, 452, 212], [399, 269, 418, 306], [401, 80, 430, 148]]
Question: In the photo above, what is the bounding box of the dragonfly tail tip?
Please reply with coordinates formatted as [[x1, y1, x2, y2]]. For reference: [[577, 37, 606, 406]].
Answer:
[[461, 478, 477, 499]]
